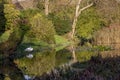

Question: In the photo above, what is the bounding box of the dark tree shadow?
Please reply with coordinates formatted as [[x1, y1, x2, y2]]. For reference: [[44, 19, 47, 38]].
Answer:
[[0, 0, 6, 36], [0, 58, 25, 80], [33, 55, 120, 80]]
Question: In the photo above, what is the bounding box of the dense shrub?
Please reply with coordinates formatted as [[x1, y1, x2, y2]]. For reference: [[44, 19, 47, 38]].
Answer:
[[76, 7, 103, 40], [4, 4, 20, 30], [48, 7, 74, 35], [26, 13, 55, 44]]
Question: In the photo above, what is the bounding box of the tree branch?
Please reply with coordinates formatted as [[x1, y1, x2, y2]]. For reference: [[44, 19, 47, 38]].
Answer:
[[78, 3, 93, 16]]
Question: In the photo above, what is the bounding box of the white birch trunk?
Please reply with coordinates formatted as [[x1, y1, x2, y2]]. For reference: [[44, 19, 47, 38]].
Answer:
[[45, 0, 49, 16], [71, 0, 93, 61]]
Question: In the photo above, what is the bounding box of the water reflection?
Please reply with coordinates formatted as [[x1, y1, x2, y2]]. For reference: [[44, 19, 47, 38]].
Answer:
[[55, 49, 72, 66], [0, 45, 101, 80], [16, 49, 56, 76], [0, 48, 56, 80]]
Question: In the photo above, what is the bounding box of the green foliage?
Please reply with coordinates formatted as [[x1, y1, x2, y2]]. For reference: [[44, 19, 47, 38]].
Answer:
[[76, 7, 103, 39], [76, 51, 97, 62], [21, 9, 55, 44], [4, 4, 20, 30], [0, 30, 11, 43], [3, 0, 12, 3], [21, 9, 40, 19], [0, 0, 30, 57], [0, 1, 22, 44], [27, 13, 55, 44], [93, 45, 112, 51], [49, 7, 73, 35]]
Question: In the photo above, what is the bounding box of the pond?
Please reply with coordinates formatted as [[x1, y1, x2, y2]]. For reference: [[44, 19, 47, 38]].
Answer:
[[0, 43, 101, 80]]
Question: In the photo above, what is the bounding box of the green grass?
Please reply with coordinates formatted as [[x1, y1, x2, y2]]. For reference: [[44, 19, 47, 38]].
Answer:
[[54, 35, 71, 51], [55, 35, 68, 44]]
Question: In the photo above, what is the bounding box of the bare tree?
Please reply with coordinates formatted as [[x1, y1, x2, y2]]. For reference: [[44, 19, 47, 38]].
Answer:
[[71, 0, 93, 62]]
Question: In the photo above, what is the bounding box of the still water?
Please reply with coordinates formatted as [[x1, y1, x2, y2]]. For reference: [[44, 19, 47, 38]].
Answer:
[[0, 44, 98, 80]]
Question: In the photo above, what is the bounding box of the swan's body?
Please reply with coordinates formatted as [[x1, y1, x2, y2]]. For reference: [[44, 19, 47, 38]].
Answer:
[[25, 47, 33, 52]]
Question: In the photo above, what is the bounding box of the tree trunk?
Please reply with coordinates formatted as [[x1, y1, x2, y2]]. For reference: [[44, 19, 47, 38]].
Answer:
[[71, 45, 77, 62], [71, 0, 93, 61], [71, 0, 81, 40], [45, 0, 49, 16], [71, 0, 81, 61]]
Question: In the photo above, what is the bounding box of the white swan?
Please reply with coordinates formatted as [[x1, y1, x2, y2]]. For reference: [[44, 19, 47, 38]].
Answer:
[[24, 46, 33, 52], [24, 75, 32, 80]]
